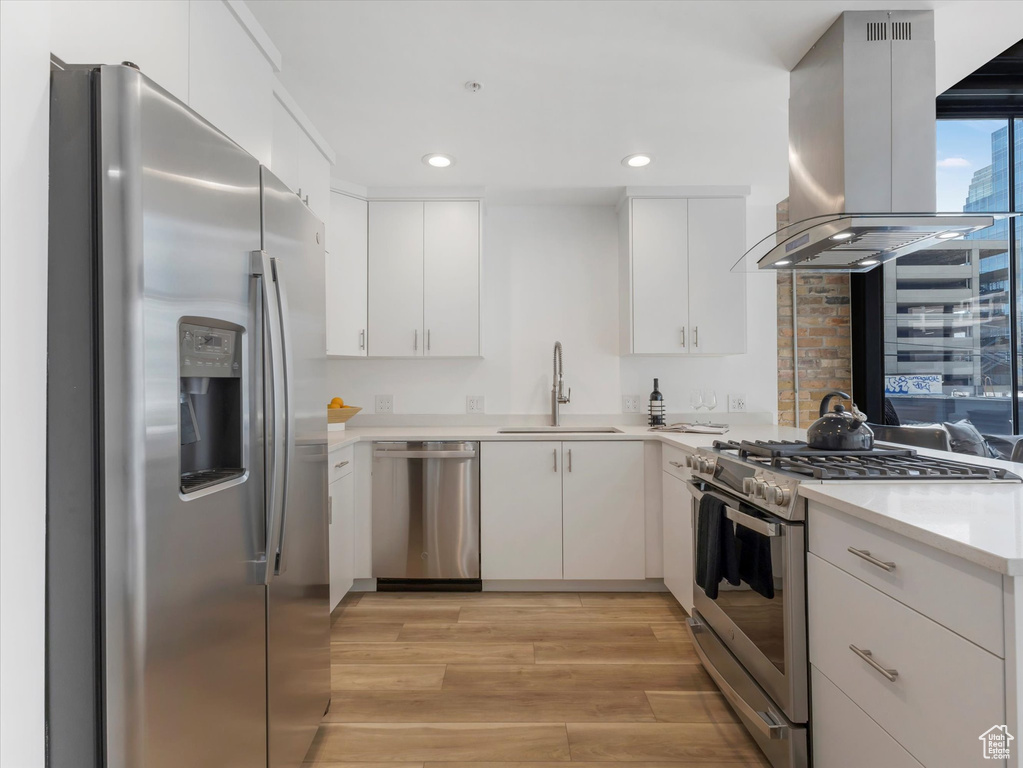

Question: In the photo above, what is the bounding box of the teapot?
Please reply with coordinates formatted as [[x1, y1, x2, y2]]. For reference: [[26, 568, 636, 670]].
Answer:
[[806, 391, 874, 451]]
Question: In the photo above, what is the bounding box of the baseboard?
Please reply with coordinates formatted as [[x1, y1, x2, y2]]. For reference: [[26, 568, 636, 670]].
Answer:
[[482, 579, 667, 592]]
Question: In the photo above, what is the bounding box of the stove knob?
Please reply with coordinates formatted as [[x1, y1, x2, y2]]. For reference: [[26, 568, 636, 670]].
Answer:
[[774, 486, 792, 505]]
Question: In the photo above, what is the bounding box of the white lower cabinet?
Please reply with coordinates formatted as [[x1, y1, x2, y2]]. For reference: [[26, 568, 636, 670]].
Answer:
[[481, 442, 563, 580], [562, 442, 646, 580], [328, 465, 355, 610], [811, 666, 922, 768], [661, 470, 694, 612], [808, 552, 1004, 768], [480, 440, 645, 581]]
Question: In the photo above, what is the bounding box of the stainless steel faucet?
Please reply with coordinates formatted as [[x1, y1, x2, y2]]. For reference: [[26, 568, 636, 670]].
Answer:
[[551, 341, 571, 426]]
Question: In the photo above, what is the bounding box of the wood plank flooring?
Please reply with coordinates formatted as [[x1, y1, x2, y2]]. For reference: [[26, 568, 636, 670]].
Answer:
[[303, 591, 769, 767]]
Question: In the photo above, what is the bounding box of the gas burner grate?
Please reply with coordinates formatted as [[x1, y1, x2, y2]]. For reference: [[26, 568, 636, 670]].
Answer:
[[180, 467, 245, 493], [710, 439, 1019, 481]]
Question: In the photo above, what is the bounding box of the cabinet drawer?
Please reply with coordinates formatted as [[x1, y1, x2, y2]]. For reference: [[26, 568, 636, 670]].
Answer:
[[811, 666, 922, 768], [808, 554, 1004, 768], [661, 445, 691, 482], [329, 445, 355, 484], [808, 501, 1003, 656]]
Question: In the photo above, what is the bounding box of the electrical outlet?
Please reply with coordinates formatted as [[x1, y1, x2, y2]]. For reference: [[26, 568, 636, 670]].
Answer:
[[622, 395, 641, 413], [728, 393, 746, 413], [375, 394, 393, 414], [466, 395, 485, 414]]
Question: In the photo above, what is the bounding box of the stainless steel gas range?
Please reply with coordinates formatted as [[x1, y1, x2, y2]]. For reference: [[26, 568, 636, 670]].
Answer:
[[683, 439, 1021, 768]]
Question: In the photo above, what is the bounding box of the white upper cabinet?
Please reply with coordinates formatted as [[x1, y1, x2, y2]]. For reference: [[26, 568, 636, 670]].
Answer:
[[326, 193, 368, 357], [631, 198, 690, 354], [366, 199, 481, 358], [188, 0, 273, 165], [562, 441, 646, 580], [368, 201, 426, 356], [621, 195, 746, 355], [687, 197, 746, 354], [424, 201, 481, 357]]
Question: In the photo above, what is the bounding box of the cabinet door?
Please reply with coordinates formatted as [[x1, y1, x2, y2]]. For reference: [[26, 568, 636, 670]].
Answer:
[[326, 193, 368, 356], [631, 198, 689, 354], [424, 201, 480, 357], [563, 442, 645, 580], [662, 471, 694, 612], [481, 442, 563, 580], [368, 201, 424, 356], [328, 474, 354, 610], [687, 197, 746, 354]]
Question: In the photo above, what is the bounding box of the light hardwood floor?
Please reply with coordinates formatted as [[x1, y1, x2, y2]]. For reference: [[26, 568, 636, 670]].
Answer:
[[304, 591, 770, 767]]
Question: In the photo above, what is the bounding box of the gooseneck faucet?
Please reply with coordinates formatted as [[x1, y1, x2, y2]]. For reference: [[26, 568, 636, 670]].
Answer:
[[551, 341, 571, 426]]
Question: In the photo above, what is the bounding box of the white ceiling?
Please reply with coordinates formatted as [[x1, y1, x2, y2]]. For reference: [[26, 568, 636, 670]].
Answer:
[[248, 0, 1023, 195]]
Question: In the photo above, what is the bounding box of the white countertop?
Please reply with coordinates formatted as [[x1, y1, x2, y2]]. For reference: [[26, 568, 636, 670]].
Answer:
[[327, 422, 1023, 575]]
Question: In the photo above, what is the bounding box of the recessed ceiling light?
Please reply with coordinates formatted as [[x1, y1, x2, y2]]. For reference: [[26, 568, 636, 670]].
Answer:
[[860, 259, 880, 266], [830, 232, 854, 241], [775, 260, 791, 266], [937, 230, 961, 239], [622, 154, 652, 168], [422, 153, 455, 168]]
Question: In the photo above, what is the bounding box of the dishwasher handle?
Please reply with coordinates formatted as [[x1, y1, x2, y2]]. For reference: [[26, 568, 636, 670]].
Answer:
[[373, 449, 476, 459]]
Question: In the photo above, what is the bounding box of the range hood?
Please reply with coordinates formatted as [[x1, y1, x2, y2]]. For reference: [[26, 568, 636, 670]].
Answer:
[[749, 10, 1015, 272]]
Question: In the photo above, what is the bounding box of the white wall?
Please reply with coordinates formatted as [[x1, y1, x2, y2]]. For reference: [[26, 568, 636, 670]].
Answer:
[[0, 4, 51, 766], [328, 198, 779, 419]]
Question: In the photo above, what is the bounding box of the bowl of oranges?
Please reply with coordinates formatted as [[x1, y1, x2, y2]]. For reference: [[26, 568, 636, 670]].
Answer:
[[327, 397, 361, 430]]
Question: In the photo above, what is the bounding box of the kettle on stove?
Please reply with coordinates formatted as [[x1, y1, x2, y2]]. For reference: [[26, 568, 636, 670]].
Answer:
[[806, 391, 874, 451]]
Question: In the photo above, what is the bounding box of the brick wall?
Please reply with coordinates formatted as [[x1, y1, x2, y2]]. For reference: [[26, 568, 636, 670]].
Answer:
[[776, 199, 853, 427]]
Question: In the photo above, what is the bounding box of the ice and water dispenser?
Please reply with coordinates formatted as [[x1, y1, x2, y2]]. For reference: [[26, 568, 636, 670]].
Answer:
[[179, 321, 244, 493]]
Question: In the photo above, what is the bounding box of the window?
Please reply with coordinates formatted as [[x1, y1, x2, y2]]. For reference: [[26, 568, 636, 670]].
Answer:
[[883, 120, 1016, 436]]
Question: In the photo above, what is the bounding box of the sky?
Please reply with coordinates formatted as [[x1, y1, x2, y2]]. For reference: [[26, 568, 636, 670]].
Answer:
[[935, 119, 1005, 212]]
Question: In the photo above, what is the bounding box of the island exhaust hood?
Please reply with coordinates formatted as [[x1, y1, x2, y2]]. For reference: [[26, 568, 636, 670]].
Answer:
[[747, 10, 1015, 272]]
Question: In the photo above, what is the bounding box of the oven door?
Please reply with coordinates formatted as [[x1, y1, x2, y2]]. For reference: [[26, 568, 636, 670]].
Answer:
[[688, 479, 807, 724]]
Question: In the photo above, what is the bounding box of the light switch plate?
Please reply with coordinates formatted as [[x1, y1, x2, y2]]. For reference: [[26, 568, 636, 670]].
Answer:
[[375, 394, 393, 414], [728, 393, 746, 413], [466, 395, 485, 414], [622, 395, 641, 413]]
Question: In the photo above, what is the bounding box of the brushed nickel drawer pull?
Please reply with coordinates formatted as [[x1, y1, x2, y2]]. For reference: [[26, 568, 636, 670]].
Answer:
[[849, 644, 898, 682], [847, 547, 896, 572]]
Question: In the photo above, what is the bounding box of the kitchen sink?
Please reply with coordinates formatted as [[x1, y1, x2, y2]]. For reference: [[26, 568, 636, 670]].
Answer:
[[497, 426, 623, 434]]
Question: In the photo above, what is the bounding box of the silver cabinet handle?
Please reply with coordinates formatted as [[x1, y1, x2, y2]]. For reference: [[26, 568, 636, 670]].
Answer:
[[694, 326, 699, 347], [414, 329, 418, 351], [687, 617, 789, 740], [427, 329, 431, 351], [847, 547, 895, 572], [334, 460, 350, 469], [553, 448, 558, 472], [567, 449, 572, 472], [849, 644, 898, 682], [360, 329, 366, 350], [680, 327, 686, 347]]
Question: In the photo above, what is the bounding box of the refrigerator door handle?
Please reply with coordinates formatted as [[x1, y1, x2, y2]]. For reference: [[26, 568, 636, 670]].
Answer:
[[270, 254, 296, 575], [253, 250, 286, 584]]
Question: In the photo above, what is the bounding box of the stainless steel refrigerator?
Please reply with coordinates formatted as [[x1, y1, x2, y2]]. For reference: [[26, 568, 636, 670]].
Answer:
[[46, 64, 329, 768]]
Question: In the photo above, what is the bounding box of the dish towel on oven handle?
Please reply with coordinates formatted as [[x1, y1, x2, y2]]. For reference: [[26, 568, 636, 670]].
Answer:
[[735, 505, 775, 599], [695, 493, 740, 599]]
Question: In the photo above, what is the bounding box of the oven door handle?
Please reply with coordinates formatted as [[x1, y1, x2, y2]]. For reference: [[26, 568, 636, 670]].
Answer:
[[686, 617, 790, 740], [687, 481, 782, 538]]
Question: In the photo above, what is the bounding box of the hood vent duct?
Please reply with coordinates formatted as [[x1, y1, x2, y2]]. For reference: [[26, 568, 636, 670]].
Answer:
[[745, 10, 1016, 272]]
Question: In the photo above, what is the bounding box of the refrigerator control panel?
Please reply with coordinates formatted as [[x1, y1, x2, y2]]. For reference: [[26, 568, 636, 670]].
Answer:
[[180, 322, 241, 378]]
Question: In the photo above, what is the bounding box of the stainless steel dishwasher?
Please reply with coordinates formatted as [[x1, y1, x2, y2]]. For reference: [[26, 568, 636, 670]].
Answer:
[[371, 442, 480, 581]]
